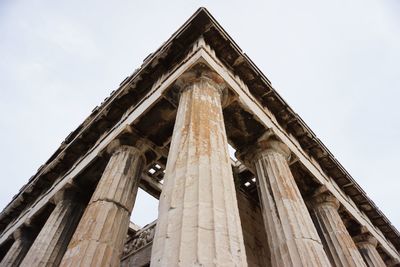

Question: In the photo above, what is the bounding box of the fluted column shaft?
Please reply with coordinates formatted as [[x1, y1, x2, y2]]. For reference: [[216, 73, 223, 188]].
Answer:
[[312, 193, 366, 267], [354, 234, 386, 267], [150, 67, 247, 267], [20, 189, 85, 267], [0, 228, 33, 267], [251, 138, 331, 266], [60, 144, 144, 267]]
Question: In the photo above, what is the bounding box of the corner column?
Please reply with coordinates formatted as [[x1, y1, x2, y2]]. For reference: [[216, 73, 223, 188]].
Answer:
[[20, 187, 85, 267], [354, 233, 386, 267], [60, 142, 144, 267], [150, 66, 247, 266], [244, 135, 331, 266], [311, 190, 366, 266], [0, 227, 33, 267]]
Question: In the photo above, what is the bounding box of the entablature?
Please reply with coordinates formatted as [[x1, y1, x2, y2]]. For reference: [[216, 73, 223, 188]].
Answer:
[[0, 7, 398, 261]]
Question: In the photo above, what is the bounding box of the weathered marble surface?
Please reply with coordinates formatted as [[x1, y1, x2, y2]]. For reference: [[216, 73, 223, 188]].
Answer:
[[0, 228, 33, 267], [312, 191, 366, 267], [150, 67, 248, 266], [20, 189, 85, 267], [60, 144, 144, 267], [248, 136, 331, 266], [355, 233, 386, 267]]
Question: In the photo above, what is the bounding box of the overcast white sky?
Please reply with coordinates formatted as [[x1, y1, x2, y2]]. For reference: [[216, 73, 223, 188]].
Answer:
[[0, 0, 399, 229]]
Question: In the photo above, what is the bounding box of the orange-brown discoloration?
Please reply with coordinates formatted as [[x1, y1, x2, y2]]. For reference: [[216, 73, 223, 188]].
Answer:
[[312, 197, 366, 266], [60, 145, 144, 267], [151, 67, 247, 266], [251, 137, 331, 266]]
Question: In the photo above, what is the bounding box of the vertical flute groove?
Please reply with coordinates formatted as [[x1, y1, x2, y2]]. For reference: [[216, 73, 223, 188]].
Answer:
[[20, 191, 85, 267], [250, 140, 331, 267], [354, 234, 386, 267], [60, 145, 144, 267], [150, 68, 247, 267], [312, 192, 366, 267]]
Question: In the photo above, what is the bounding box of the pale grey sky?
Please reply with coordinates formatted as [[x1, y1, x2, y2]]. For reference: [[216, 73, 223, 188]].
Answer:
[[0, 0, 399, 229]]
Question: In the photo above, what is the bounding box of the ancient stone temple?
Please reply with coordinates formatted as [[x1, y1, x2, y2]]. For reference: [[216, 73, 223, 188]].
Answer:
[[0, 7, 399, 267]]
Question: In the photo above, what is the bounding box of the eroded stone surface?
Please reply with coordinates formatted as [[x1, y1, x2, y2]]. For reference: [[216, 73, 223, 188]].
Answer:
[[311, 191, 366, 267], [0, 228, 33, 267], [248, 136, 331, 266], [19, 189, 85, 267], [0, 9, 399, 267], [150, 67, 248, 266], [355, 233, 386, 267], [60, 145, 144, 267], [121, 222, 156, 267]]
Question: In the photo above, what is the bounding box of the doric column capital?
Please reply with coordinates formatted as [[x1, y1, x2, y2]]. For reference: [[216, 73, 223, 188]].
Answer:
[[257, 137, 291, 158], [12, 228, 25, 240], [20, 188, 86, 267], [354, 233, 378, 247], [174, 64, 234, 107], [150, 61, 247, 266], [312, 193, 340, 210], [52, 183, 82, 205], [310, 185, 366, 266], [236, 131, 291, 167], [311, 186, 340, 210], [106, 139, 146, 165], [386, 258, 400, 267], [12, 225, 34, 241], [354, 230, 386, 266], [175, 64, 225, 94], [1, 226, 35, 266], [61, 130, 145, 266], [106, 139, 141, 155], [245, 132, 331, 266]]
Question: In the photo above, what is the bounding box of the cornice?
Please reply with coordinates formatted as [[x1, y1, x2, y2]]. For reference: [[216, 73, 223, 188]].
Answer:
[[0, 7, 398, 258]]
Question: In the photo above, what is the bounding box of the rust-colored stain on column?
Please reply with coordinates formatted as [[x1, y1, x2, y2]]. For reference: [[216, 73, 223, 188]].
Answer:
[[150, 66, 248, 267]]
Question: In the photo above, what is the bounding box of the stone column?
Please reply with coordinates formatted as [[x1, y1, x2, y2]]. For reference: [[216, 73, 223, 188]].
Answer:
[[311, 190, 366, 266], [20, 188, 85, 267], [60, 142, 144, 267], [0, 227, 34, 267], [243, 135, 331, 266], [354, 233, 386, 267], [150, 66, 247, 266], [386, 258, 400, 267]]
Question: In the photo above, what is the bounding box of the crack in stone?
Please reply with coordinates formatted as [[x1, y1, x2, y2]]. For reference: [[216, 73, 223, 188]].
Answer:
[[294, 236, 323, 245], [92, 198, 131, 214]]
